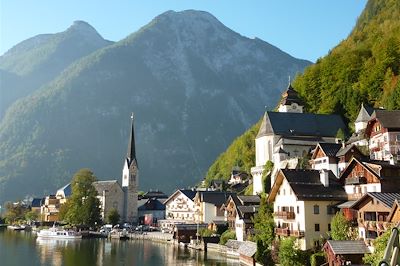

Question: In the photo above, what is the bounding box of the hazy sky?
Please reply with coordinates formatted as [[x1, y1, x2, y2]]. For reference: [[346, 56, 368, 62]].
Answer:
[[1, 0, 367, 62]]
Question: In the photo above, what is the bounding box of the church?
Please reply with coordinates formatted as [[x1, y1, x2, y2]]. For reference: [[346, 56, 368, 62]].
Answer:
[[93, 113, 139, 223], [251, 83, 346, 194]]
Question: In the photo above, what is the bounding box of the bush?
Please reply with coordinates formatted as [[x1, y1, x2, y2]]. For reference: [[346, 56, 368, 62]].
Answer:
[[310, 252, 326, 266], [219, 229, 236, 245], [198, 228, 215, 237]]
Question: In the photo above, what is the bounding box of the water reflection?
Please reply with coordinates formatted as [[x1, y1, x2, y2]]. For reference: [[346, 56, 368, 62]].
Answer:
[[1, 230, 239, 266]]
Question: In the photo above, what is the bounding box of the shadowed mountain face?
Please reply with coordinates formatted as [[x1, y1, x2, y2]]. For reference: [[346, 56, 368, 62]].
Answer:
[[0, 21, 113, 118], [0, 10, 311, 202]]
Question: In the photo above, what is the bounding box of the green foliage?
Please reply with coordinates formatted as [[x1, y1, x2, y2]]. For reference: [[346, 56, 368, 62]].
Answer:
[[330, 211, 351, 240], [62, 169, 101, 227], [243, 184, 253, 196], [335, 128, 346, 141], [278, 237, 308, 266], [253, 195, 275, 264], [219, 229, 236, 245], [25, 210, 38, 222], [310, 252, 326, 266], [262, 161, 274, 193], [107, 208, 120, 226], [363, 228, 392, 265], [3, 202, 29, 224], [198, 228, 215, 237], [293, 0, 400, 122], [205, 121, 260, 186]]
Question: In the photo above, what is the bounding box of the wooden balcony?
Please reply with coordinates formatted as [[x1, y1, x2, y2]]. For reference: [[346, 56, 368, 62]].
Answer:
[[275, 228, 304, 238], [345, 176, 367, 185], [274, 211, 296, 220]]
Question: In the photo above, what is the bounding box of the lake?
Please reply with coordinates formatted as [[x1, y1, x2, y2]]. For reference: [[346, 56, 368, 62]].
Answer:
[[0, 228, 240, 266]]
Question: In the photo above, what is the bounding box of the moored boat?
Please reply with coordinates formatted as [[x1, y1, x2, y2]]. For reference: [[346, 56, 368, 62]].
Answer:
[[37, 225, 82, 239]]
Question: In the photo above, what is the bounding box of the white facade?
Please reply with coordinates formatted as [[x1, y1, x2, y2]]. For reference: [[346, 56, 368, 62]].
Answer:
[[272, 178, 339, 250], [195, 201, 225, 224], [312, 156, 339, 177], [165, 191, 196, 222], [235, 216, 245, 242], [278, 102, 303, 113]]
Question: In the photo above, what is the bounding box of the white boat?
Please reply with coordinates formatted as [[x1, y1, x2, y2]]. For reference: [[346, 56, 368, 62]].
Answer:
[[37, 225, 82, 239]]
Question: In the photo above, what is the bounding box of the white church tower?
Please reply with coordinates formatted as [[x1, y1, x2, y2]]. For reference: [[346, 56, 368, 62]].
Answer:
[[121, 113, 138, 223]]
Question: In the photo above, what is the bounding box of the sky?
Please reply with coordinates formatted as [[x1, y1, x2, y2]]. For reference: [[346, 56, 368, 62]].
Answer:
[[0, 0, 367, 62]]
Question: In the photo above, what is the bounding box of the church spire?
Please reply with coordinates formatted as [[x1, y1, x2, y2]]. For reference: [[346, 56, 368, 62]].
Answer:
[[127, 113, 137, 164]]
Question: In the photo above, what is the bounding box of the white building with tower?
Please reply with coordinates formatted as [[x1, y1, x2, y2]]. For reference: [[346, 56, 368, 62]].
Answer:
[[251, 83, 346, 195]]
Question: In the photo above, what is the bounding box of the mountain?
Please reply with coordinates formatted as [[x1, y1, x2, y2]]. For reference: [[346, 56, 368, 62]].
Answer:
[[205, 0, 400, 182], [293, 0, 400, 123], [0, 21, 113, 118], [0, 10, 310, 202]]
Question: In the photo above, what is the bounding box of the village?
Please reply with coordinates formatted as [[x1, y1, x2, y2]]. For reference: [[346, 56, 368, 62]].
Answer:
[[1, 83, 400, 266]]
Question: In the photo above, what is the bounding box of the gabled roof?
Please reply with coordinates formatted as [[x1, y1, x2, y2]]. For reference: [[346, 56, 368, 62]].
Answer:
[[279, 83, 304, 106], [237, 195, 260, 205], [256, 111, 346, 139], [92, 180, 122, 194], [237, 241, 257, 257], [339, 158, 381, 183], [355, 103, 374, 123], [142, 190, 168, 199], [351, 192, 400, 210], [268, 169, 347, 203], [138, 198, 165, 211], [163, 189, 197, 205], [57, 183, 72, 197], [325, 240, 370, 255], [312, 143, 342, 159], [31, 198, 44, 208], [370, 109, 400, 129], [387, 199, 400, 222], [336, 144, 362, 157], [195, 191, 234, 206], [237, 205, 258, 215]]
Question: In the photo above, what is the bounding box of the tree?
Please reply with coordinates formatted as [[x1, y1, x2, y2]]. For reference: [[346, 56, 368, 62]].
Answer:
[[279, 237, 308, 266], [63, 169, 101, 227], [107, 208, 120, 226], [25, 210, 38, 222], [219, 229, 236, 245], [330, 211, 351, 240], [253, 195, 275, 264], [363, 229, 392, 265]]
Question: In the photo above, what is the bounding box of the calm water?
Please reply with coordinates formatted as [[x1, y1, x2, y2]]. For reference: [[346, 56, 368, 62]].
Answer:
[[0, 228, 239, 266]]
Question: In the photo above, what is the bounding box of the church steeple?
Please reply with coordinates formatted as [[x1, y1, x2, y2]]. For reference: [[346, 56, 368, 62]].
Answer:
[[277, 81, 303, 113], [126, 113, 137, 167]]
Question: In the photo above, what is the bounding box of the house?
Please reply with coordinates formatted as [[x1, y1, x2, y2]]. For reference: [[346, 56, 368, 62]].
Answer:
[[92, 180, 124, 222], [159, 189, 197, 233], [387, 199, 400, 224], [336, 144, 365, 174], [31, 198, 44, 215], [194, 191, 233, 224], [137, 198, 166, 225], [40, 183, 71, 222], [350, 192, 400, 243], [365, 109, 400, 162], [228, 167, 249, 185], [347, 103, 375, 147], [237, 241, 257, 266], [310, 143, 342, 177], [323, 240, 370, 266], [251, 83, 346, 194], [222, 195, 260, 241], [268, 169, 347, 250], [339, 158, 400, 200]]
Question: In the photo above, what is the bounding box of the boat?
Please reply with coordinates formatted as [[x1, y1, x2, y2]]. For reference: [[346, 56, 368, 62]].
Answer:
[[37, 225, 82, 239], [110, 229, 129, 240], [7, 225, 25, 231]]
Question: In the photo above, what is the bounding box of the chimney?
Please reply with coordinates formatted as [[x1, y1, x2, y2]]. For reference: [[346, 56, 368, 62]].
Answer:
[[320, 170, 329, 187]]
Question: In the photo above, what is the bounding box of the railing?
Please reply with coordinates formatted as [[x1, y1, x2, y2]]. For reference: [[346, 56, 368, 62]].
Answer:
[[345, 176, 367, 185], [274, 211, 296, 219], [379, 226, 400, 266], [274, 228, 304, 237]]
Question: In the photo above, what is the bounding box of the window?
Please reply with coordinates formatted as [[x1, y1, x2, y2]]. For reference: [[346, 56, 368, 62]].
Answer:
[[297, 206, 300, 214], [397, 134, 400, 142], [327, 206, 335, 215], [315, 224, 320, 232], [313, 205, 320, 214], [283, 189, 286, 195], [328, 224, 331, 231]]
